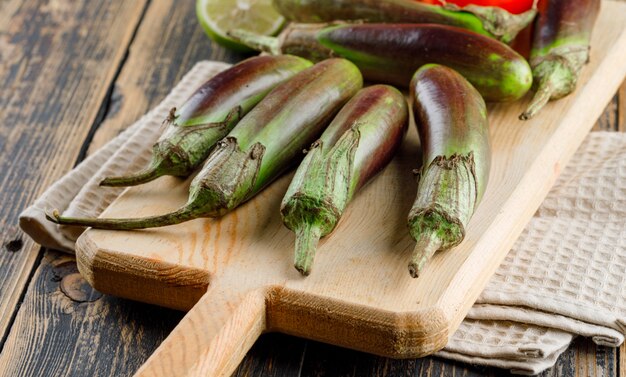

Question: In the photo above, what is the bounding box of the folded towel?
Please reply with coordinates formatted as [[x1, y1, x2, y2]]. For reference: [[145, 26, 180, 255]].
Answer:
[[19, 61, 626, 375]]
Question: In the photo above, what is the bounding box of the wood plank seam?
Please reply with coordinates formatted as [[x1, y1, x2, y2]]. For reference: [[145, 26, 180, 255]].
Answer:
[[71, 1, 152, 168], [0, 0, 152, 347], [0, 0, 151, 363]]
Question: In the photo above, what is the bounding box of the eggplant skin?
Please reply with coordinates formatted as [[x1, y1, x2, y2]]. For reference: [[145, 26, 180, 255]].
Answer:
[[531, 0, 600, 57], [313, 85, 409, 193], [411, 64, 490, 201], [176, 55, 314, 125], [229, 58, 364, 193], [406, 64, 491, 277], [518, 0, 600, 120], [315, 24, 532, 102], [272, 0, 538, 44], [273, 0, 488, 35]]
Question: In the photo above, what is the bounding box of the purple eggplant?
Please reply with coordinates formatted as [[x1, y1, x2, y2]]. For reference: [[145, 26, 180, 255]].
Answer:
[[229, 23, 532, 102], [519, 0, 601, 120], [408, 64, 491, 278], [272, 0, 537, 43], [281, 85, 409, 275]]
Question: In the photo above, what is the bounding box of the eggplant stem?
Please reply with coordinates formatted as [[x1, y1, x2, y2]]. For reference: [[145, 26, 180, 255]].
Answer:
[[100, 165, 163, 187], [227, 29, 281, 55], [293, 222, 322, 276], [519, 77, 554, 120], [408, 231, 443, 278], [45, 206, 196, 230], [444, 3, 537, 43]]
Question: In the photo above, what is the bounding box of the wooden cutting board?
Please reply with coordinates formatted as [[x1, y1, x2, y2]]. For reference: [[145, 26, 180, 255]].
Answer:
[[76, 2, 626, 376]]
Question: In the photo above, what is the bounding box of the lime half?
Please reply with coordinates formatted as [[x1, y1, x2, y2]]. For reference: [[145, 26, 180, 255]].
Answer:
[[196, 0, 285, 52]]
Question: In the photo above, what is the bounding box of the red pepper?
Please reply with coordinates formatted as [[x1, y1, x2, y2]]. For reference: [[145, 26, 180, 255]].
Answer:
[[418, 0, 534, 14]]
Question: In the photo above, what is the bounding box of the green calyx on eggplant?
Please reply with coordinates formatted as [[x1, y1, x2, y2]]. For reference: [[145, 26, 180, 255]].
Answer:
[[519, 0, 600, 120]]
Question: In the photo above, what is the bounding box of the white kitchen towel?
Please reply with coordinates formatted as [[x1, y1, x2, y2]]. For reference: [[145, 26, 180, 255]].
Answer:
[[18, 61, 626, 374], [470, 133, 626, 338], [438, 319, 574, 375]]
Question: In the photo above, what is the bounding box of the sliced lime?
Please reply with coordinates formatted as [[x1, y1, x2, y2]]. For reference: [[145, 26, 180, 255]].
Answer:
[[196, 0, 285, 52]]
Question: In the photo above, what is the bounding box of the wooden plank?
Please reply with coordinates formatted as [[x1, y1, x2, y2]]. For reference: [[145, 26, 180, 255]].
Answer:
[[592, 94, 618, 131], [562, 338, 618, 377], [86, 0, 246, 156], [0, 250, 184, 376], [81, 2, 626, 375], [0, 0, 242, 376], [244, 330, 618, 377], [233, 334, 307, 377], [619, 342, 626, 377], [297, 337, 493, 377], [0, 0, 147, 343]]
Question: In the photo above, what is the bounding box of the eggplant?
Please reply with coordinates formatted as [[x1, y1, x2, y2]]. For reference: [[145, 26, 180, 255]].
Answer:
[[229, 23, 532, 102], [273, 0, 537, 43], [101, 55, 313, 187], [281, 85, 409, 275], [47, 59, 363, 230], [408, 64, 491, 278], [519, 0, 601, 120]]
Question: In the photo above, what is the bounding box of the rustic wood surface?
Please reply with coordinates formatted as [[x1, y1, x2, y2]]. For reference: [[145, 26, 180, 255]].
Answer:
[[0, 0, 148, 345], [0, 0, 623, 376]]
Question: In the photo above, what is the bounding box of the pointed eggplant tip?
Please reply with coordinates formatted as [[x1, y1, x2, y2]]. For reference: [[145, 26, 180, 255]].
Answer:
[[45, 209, 62, 223], [295, 264, 311, 277], [408, 231, 443, 279], [293, 223, 322, 277], [99, 165, 164, 187], [408, 263, 420, 279], [519, 84, 552, 120]]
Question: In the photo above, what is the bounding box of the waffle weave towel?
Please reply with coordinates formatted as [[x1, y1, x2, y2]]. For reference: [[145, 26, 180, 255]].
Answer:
[[18, 61, 626, 375]]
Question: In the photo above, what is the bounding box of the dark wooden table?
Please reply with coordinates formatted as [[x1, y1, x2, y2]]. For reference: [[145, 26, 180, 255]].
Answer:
[[0, 1, 624, 376]]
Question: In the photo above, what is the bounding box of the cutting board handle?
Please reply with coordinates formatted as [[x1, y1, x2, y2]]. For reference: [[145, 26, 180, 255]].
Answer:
[[133, 282, 267, 377]]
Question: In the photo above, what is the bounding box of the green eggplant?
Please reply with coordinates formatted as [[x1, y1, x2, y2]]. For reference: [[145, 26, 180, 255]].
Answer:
[[408, 64, 491, 278], [47, 59, 363, 230], [281, 85, 409, 275]]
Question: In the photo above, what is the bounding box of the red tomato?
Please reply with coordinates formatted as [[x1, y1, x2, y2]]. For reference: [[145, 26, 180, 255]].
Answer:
[[419, 0, 534, 14]]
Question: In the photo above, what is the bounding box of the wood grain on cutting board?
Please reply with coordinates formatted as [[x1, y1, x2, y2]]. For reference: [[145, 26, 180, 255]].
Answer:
[[74, 2, 626, 376]]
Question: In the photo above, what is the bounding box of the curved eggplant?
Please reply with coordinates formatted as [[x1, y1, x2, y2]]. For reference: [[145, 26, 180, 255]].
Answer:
[[281, 85, 409, 275], [408, 64, 491, 278]]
